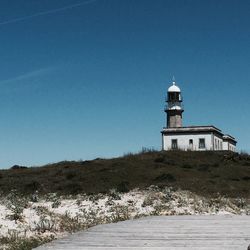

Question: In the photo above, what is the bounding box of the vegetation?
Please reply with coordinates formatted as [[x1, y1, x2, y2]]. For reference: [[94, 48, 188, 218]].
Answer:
[[0, 232, 54, 250], [0, 150, 250, 198]]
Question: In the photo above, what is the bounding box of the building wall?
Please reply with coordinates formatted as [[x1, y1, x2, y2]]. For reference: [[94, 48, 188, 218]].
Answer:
[[162, 132, 235, 151], [229, 143, 236, 152], [163, 133, 213, 151], [223, 141, 228, 151], [213, 134, 223, 151], [223, 141, 236, 152]]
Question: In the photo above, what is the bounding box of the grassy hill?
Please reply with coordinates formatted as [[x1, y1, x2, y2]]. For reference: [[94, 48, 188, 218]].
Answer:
[[0, 150, 250, 198]]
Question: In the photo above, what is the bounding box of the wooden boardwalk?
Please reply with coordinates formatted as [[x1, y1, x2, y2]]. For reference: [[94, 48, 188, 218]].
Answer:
[[35, 215, 250, 250]]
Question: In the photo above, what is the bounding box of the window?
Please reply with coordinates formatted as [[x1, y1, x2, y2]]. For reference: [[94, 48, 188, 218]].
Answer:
[[199, 138, 205, 149], [189, 139, 193, 150], [171, 139, 178, 150]]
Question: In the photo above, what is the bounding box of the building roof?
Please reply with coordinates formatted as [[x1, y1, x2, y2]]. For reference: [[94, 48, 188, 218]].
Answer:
[[168, 81, 181, 92], [223, 134, 237, 143], [161, 125, 224, 136]]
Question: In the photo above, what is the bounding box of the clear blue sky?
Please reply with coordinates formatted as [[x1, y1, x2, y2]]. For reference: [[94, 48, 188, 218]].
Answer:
[[0, 0, 249, 168]]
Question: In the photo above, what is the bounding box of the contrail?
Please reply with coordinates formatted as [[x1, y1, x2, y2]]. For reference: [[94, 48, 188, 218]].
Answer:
[[0, 0, 97, 26], [0, 67, 55, 85]]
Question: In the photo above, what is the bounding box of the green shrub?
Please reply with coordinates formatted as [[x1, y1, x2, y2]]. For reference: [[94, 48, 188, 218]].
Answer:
[[154, 157, 165, 163], [59, 212, 85, 233], [197, 164, 210, 171], [6, 190, 28, 221], [154, 173, 176, 182], [242, 176, 250, 181], [181, 163, 193, 169], [6, 236, 54, 250], [116, 181, 129, 193]]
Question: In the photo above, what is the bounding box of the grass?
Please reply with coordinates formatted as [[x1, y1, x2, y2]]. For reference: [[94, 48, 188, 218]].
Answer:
[[0, 150, 250, 198], [0, 229, 54, 250]]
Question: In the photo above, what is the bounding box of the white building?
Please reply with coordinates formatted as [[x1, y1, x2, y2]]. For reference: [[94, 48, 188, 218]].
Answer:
[[161, 80, 237, 151]]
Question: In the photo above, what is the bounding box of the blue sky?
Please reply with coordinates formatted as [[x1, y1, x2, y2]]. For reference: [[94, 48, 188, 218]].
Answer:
[[0, 0, 249, 168]]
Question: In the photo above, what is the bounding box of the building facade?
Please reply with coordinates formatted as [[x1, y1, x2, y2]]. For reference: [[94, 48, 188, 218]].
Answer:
[[161, 80, 237, 151]]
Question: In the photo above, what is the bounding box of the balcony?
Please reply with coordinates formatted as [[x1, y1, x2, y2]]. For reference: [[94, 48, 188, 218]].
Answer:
[[165, 102, 184, 111]]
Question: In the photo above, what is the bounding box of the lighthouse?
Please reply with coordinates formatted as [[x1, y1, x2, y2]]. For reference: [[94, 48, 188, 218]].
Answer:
[[165, 80, 183, 128], [161, 79, 237, 151]]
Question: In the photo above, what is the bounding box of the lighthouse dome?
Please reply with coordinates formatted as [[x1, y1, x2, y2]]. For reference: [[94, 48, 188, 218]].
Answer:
[[168, 81, 181, 92]]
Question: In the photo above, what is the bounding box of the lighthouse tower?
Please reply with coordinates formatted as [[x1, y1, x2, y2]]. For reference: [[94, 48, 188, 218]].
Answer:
[[165, 80, 184, 128]]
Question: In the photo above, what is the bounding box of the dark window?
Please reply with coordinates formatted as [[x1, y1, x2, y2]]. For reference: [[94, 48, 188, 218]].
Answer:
[[189, 139, 193, 145], [168, 93, 174, 101], [171, 139, 178, 149], [199, 138, 205, 149]]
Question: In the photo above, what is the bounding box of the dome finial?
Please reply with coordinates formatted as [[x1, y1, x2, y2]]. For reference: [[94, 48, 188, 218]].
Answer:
[[172, 75, 176, 85]]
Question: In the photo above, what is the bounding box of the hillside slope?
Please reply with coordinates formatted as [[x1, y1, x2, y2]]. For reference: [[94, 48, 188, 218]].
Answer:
[[0, 151, 250, 198]]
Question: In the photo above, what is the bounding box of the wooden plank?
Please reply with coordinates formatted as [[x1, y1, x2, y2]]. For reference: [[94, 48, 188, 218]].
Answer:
[[35, 215, 250, 250]]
